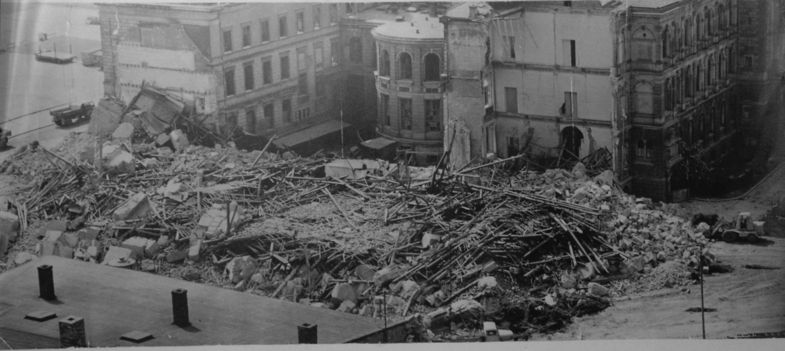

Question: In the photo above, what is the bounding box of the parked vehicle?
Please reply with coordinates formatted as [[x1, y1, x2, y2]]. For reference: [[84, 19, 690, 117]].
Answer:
[[51, 102, 94, 127]]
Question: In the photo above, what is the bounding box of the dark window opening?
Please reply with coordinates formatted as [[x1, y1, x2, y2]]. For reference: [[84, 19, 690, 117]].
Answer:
[[243, 62, 254, 91], [242, 24, 251, 47], [223, 29, 232, 52], [380, 50, 390, 76], [279, 15, 288, 37], [400, 98, 412, 130], [263, 103, 275, 128], [296, 11, 305, 33], [245, 107, 256, 133], [224, 67, 235, 96], [381, 94, 390, 126], [313, 5, 322, 29], [261, 20, 270, 42], [425, 99, 441, 132], [280, 55, 290, 80], [283, 99, 292, 123], [505, 87, 518, 113], [399, 52, 412, 80], [262, 59, 272, 84], [424, 53, 440, 81]]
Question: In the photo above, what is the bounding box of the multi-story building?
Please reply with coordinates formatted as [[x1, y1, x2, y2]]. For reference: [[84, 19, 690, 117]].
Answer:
[[371, 11, 445, 164], [444, 1, 625, 176], [619, 0, 740, 200], [97, 2, 348, 147], [442, 0, 776, 201]]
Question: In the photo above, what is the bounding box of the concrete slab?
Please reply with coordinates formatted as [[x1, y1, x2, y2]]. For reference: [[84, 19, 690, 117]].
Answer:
[[0, 256, 384, 347]]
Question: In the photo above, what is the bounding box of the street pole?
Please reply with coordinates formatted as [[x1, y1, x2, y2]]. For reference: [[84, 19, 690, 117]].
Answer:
[[382, 289, 388, 343], [700, 246, 706, 339]]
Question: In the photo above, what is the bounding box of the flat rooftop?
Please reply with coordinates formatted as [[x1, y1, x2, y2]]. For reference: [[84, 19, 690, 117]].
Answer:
[[0, 256, 383, 348], [355, 4, 444, 40]]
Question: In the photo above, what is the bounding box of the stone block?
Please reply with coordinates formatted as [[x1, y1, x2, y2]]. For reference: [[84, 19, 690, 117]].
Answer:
[[111, 122, 134, 141], [61, 232, 80, 248], [102, 246, 132, 265], [331, 283, 358, 303], [0, 211, 20, 241], [170, 129, 190, 151], [188, 239, 202, 261], [113, 193, 151, 221], [166, 249, 187, 263]]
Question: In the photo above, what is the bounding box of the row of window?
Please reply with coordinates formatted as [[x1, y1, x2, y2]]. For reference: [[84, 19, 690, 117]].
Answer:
[[662, 45, 734, 111], [223, 40, 339, 96], [660, 0, 736, 59], [222, 4, 340, 53], [379, 94, 442, 132], [378, 51, 441, 81]]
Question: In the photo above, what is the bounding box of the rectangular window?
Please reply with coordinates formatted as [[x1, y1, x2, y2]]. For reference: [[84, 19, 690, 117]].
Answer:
[[314, 43, 324, 69], [563, 91, 577, 117], [313, 5, 322, 29], [278, 14, 288, 37], [283, 99, 292, 123], [261, 19, 270, 42], [381, 94, 390, 126], [222, 28, 232, 52], [245, 106, 256, 133], [507, 36, 516, 59], [425, 100, 441, 132], [262, 59, 272, 84], [400, 98, 412, 130], [296, 10, 305, 33], [563, 39, 576, 67], [297, 48, 307, 71], [330, 38, 339, 66], [263, 103, 275, 128], [243, 62, 254, 91], [298, 73, 307, 95], [241, 23, 251, 47], [504, 87, 517, 113], [224, 67, 236, 96], [280, 54, 290, 80], [329, 4, 338, 24]]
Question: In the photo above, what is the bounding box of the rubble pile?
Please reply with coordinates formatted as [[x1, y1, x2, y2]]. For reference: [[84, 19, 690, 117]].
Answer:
[[1, 131, 712, 338]]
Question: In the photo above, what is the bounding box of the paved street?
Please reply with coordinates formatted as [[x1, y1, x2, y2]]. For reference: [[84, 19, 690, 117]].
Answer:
[[0, 2, 102, 160]]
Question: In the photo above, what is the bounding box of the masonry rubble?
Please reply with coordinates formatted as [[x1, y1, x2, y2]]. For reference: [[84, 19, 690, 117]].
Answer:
[[0, 128, 729, 340]]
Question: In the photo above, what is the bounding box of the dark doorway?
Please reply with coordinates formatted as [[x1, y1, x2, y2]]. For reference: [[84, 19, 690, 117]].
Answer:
[[561, 126, 583, 160]]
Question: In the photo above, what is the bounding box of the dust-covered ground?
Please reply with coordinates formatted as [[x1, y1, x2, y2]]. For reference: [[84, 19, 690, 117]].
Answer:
[[534, 237, 785, 340]]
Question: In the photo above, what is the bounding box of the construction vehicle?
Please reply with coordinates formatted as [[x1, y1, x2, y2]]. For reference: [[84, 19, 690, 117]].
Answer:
[[0, 127, 11, 149], [718, 212, 763, 243], [51, 102, 94, 127]]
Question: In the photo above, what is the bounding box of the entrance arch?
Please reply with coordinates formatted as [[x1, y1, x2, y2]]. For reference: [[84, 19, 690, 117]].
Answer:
[[561, 126, 584, 160]]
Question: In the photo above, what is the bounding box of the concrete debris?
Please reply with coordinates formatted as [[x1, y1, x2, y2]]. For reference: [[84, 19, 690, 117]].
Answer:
[[111, 122, 135, 141], [1, 129, 725, 340], [0, 211, 20, 242], [169, 129, 189, 151], [113, 193, 152, 221], [13, 252, 35, 265], [101, 143, 135, 174]]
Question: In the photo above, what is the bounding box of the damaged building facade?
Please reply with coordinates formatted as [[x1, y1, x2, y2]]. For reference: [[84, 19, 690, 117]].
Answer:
[[442, 0, 782, 201], [97, 2, 350, 147], [371, 12, 446, 164]]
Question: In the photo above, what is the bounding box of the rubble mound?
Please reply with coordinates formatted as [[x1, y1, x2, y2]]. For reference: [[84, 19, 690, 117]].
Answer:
[[2, 127, 713, 339]]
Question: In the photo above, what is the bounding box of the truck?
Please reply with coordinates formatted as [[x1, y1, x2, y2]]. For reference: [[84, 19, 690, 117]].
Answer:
[[50, 102, 94, 127]]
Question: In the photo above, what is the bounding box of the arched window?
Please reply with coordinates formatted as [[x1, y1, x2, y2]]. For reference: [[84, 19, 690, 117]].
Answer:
[[380, 50, 390, 76], [349, 37, 362, 63], [398, 52, 412, 80], [718, 4, 725, 29], [696, 13, 702, 40], [683, 18, 690, 47], [705, 9, 711, 37], [424, 53, 440, 81]]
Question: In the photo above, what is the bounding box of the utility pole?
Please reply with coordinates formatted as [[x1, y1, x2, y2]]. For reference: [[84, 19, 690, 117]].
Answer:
[[699, 245, 706, 339]]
